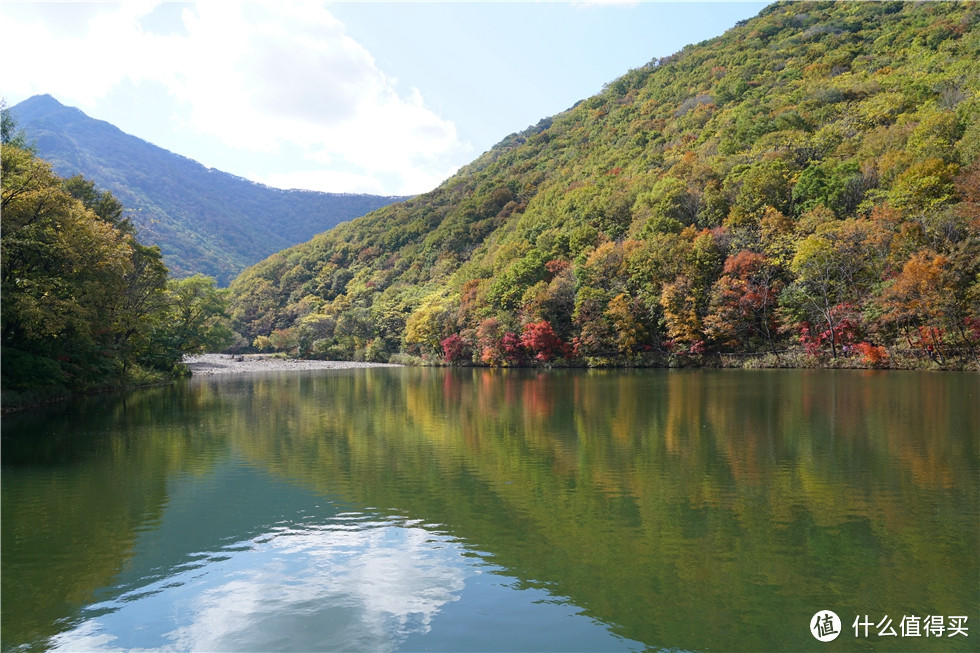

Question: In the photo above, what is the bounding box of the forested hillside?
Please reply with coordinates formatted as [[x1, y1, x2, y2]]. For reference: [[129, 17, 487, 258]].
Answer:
[[11, 95, 405, 285], [1, 118, 232, 408], [229, 1, 980, 369]]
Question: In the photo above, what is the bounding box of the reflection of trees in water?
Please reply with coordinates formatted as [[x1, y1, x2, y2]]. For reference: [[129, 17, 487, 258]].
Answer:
[[225, 368, 977, 651], [1, 383, 233, 649], [3, 370, 974, 652]]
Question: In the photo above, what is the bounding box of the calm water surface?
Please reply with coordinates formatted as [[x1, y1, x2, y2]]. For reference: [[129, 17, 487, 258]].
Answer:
[[2, 368, 977, 652]]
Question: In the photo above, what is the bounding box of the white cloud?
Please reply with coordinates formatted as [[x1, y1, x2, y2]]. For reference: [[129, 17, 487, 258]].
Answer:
[[2, 3, 157, 106], [1, 1, 468, 195]]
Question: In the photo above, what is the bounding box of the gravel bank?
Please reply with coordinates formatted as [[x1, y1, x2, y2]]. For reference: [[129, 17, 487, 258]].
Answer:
[[184, 353, 399, 376]]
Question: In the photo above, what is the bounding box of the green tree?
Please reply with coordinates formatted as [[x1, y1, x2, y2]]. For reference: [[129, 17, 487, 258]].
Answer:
[[1, 144, 225, 399], [2, 145, 131, 390], [888, 158, 959, 214], [634, 177, 696, 236], [1, 100, 28, 148], [163, 274, 234, 365], [725, 159, 795, 226], [782, 223, 878, 359], [105, 242, 172, 373], [64, 174, 133, 233]]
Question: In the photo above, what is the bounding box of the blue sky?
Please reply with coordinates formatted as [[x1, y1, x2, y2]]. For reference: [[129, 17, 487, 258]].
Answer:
[[2, 2, 768, 196]]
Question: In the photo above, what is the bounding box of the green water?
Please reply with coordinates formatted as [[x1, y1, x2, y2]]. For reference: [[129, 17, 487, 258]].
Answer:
[[2, 368, 977, 652]]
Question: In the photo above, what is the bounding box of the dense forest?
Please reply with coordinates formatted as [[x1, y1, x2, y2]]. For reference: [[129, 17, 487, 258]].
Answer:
[[1, 112, 232, 409], [11, 95, 405, 285], [228, 1, 980, 370]]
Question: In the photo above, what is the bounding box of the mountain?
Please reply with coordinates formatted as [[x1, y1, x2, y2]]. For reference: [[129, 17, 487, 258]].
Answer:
[[9, 95, 405, 285], [229, 1, 979, 368]]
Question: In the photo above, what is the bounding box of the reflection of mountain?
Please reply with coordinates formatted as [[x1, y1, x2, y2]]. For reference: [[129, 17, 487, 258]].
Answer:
[[0, 387, 193, 649], [2, 381, 639, 652], [218, 368, 979, 651], [2, 370, 977, 652], [97, 458, 345, 594]]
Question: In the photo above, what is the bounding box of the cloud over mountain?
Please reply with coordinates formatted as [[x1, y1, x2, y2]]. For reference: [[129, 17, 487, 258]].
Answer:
[[2, 1, 468, 195]]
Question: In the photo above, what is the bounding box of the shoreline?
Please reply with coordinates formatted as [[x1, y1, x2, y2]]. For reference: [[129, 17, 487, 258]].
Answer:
[[183, 353, 400, 376]]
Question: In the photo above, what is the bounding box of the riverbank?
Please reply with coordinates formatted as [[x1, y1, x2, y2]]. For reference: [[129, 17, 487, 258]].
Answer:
[[183, 353, 400, 375], [1, 355, 400, 414]]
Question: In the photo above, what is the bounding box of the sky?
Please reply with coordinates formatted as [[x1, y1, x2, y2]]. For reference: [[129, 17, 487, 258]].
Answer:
[[2, 1, 769, 197]]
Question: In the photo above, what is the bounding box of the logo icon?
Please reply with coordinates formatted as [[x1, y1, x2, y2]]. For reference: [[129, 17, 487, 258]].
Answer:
[[811, 610, 842, 642]]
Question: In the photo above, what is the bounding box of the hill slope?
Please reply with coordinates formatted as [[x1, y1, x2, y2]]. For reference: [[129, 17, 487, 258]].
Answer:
[[229, 1, 980, 368], [10, 95, 405, 285]]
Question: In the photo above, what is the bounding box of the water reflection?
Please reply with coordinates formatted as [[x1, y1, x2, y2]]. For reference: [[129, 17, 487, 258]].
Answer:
[[51, 511, 468, 652], [2, 368, 977, 652]]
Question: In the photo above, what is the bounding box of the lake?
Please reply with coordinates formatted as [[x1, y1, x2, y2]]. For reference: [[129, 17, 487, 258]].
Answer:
[[2, 368, 977, 652]]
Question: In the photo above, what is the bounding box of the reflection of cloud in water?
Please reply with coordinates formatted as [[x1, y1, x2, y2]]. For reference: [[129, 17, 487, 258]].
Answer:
[[50, 516, 466, 652]]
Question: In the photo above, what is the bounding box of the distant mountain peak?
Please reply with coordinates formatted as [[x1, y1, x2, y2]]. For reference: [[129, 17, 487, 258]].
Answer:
[[18, 92, 62, 107], [11, 95, 405, 285], [14, 93, 83, 118]]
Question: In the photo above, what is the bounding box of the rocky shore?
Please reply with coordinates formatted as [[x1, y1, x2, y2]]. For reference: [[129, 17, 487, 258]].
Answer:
[[183, 353, 399, 376]]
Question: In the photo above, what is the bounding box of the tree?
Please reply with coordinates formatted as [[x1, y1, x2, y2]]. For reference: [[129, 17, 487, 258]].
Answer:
[[106, 242, 171, 372], [792, 160, 866, 217], [520, 320, 570, 362], [888, 158, 959, 214], [441, 333, 472, 364], [661, 275, 703, 348], [725, 159, 795, 225], [876, 251, 947, 339], [476, 318, 505, 365], [1, 100, 28, 148], [634, 177, 697, 236], [162, 275, 234, 366], [573, 285, 617, 358], [704, 251, 784, 353], [782, 227, 874, 359], [605, 292, 649, 356], [404, 295, 454, 356], [229, 275, 282, 340], [1, 144, 224, 397], [878, 242, 980, 365], [64, 174, 132, 233], [2, 145, 131, 388], [520, 262, 576, 340]]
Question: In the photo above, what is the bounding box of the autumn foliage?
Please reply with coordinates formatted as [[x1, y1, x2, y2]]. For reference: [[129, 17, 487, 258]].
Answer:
[[520, 320, 570, 362], [227, 2, 980, 370]]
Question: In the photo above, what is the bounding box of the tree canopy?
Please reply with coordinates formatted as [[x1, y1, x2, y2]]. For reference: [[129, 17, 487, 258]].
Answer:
[[1, 131, 232, 406], [231, 3, 979, 369]]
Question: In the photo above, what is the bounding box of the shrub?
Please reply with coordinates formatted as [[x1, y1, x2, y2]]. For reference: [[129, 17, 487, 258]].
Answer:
[[854, 341, 889, 367], [440, 334, 472, 365], [520, 320, 570, 362]]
